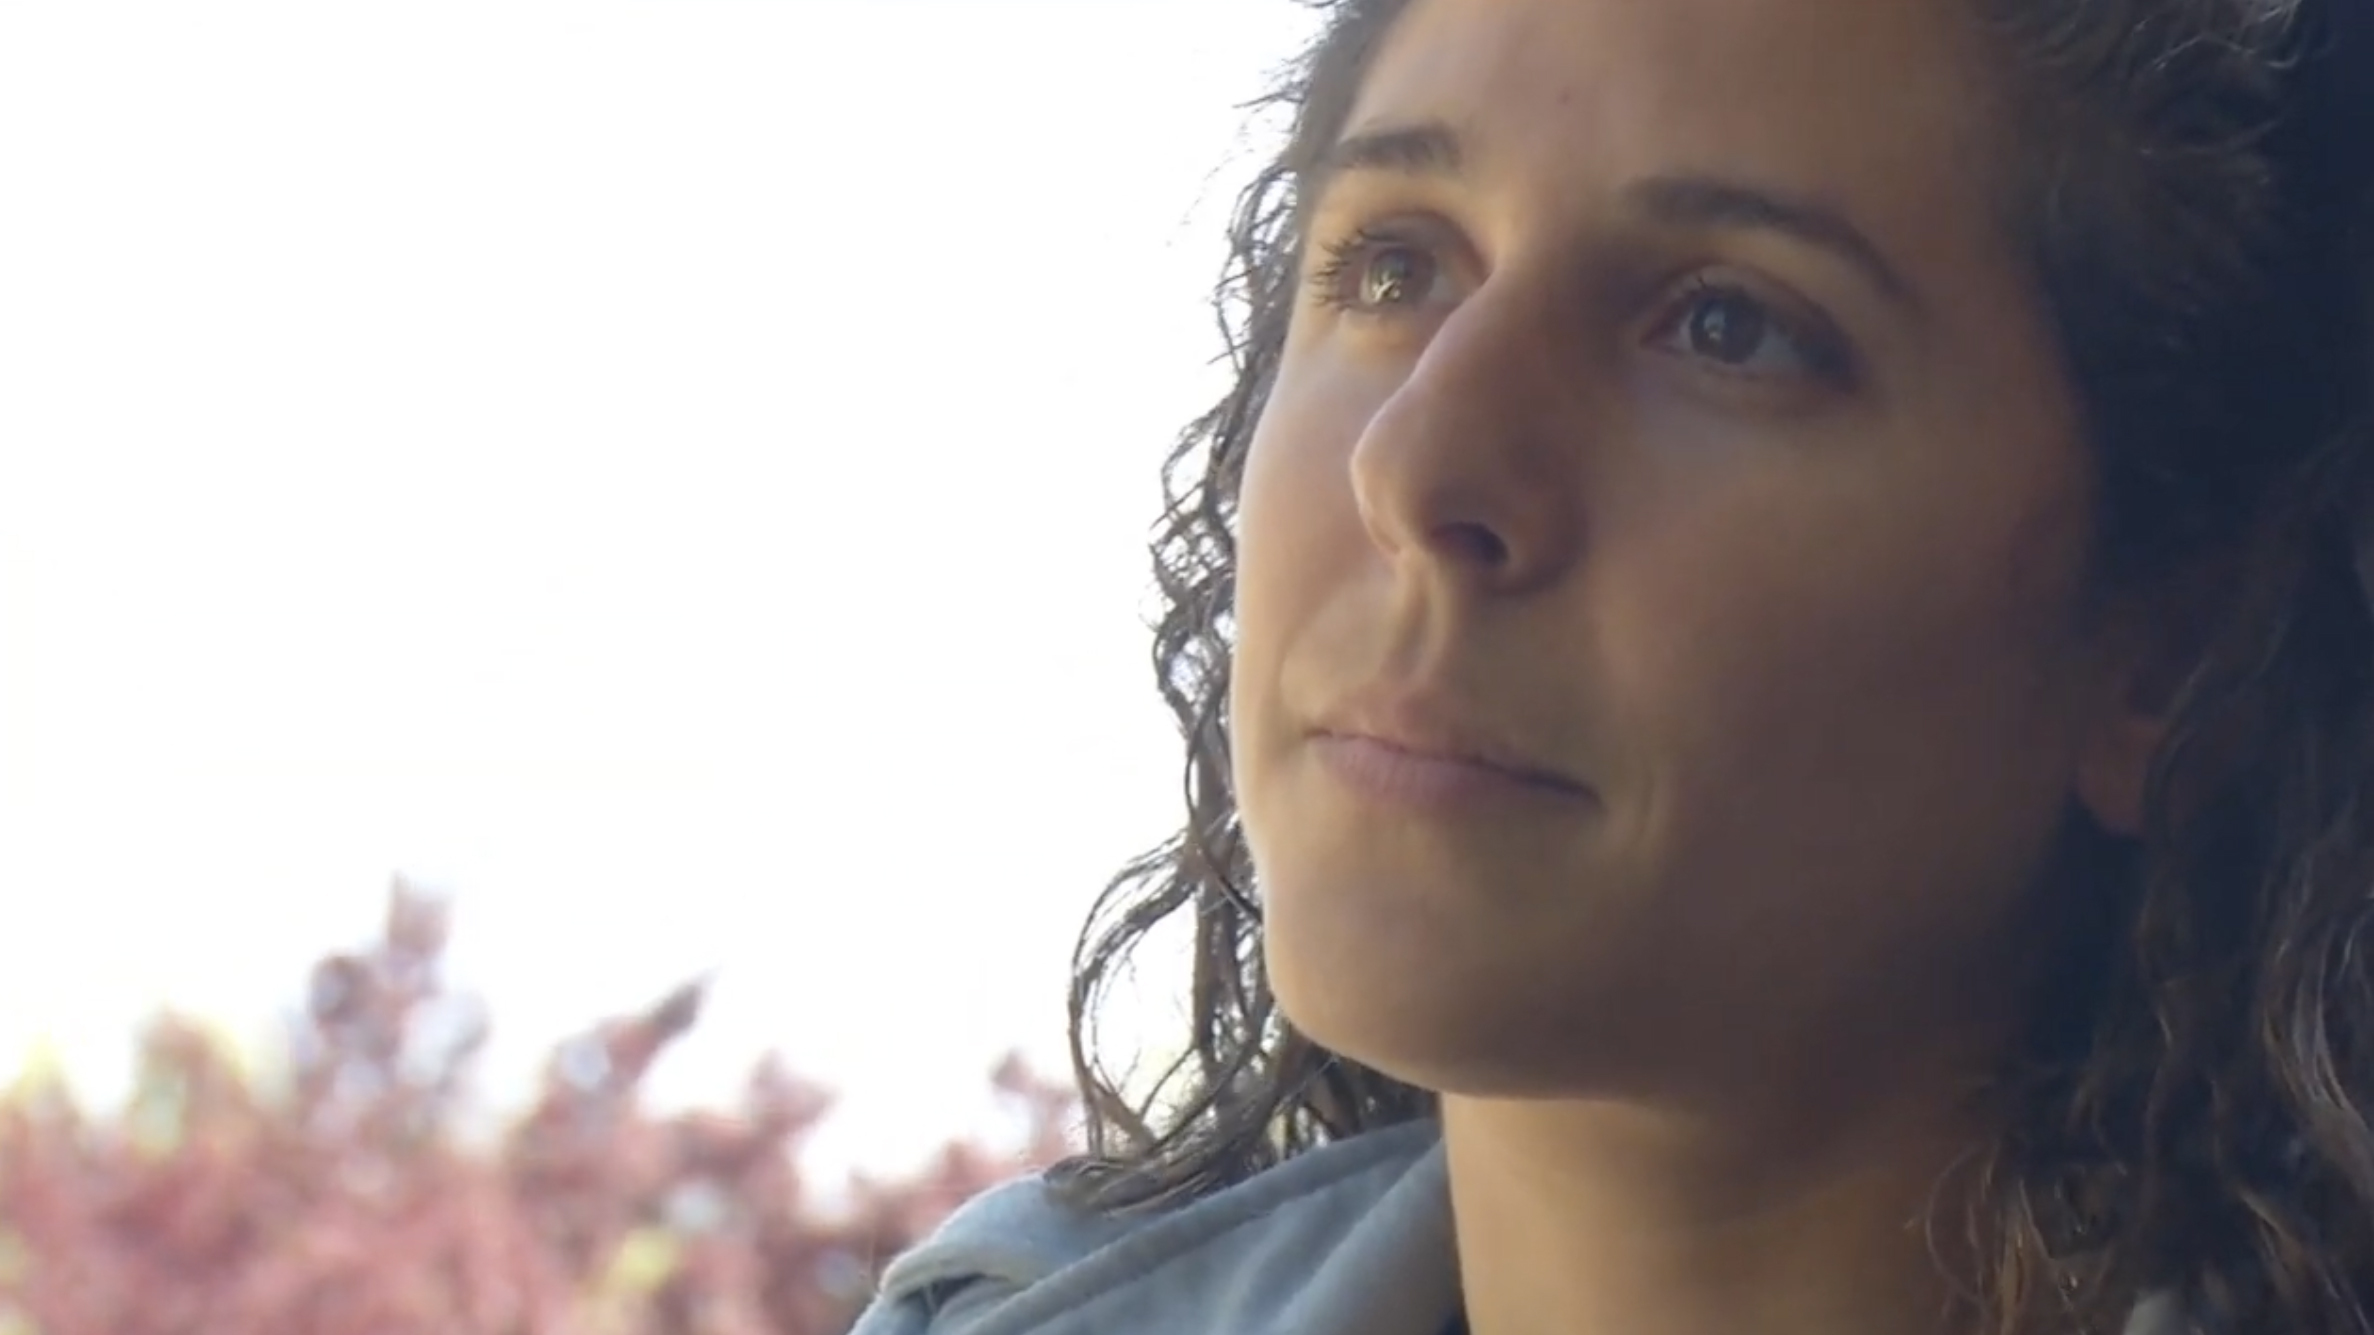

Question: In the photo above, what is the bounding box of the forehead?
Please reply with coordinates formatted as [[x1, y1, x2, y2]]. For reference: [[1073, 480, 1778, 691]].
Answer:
[[1341, 0, 2012, 232]]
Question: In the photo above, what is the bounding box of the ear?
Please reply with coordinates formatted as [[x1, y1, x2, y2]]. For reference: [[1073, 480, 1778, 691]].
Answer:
[[2074, 666, 2166, 837], [2073, 577, 2215, 838]]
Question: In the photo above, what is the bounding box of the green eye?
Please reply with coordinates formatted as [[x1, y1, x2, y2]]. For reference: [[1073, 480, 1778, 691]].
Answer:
[[1309, 227, 1442, 315], [1651, 276, 1854, 385], [1356, 246, 1432, 308], [1682, 289, 1770, 364]]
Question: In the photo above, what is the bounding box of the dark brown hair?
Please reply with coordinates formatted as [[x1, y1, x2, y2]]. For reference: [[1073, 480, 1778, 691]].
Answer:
[[1050, 2, 2374, 1331]]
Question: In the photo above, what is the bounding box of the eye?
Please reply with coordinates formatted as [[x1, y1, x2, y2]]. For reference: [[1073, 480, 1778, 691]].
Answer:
[[1647, 277, 1853, 385], [1307, 228, 1449, 316]]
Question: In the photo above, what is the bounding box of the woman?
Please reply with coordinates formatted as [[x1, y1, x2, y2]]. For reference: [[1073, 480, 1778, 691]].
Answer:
[[855, 0, 2374, 1332]]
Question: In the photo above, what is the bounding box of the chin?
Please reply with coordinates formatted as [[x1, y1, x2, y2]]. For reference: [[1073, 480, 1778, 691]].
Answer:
[[1276, 977, 1613, 1100], [1261, 872, 1636, 1098]]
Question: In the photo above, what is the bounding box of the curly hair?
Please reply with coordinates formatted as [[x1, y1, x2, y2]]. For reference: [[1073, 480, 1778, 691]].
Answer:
[[1046, 1, 2374, 1331]]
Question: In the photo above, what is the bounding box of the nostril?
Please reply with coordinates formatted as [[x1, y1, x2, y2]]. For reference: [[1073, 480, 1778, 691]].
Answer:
[[1433, 520, 1510, 567]]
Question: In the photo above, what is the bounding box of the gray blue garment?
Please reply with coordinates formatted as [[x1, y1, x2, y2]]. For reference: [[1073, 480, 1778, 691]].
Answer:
[[848, 1117, 2187, 1335]]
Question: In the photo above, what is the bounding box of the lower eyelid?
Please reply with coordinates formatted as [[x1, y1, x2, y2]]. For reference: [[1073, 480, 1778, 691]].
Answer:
[[1666, 285, 1853, 377]]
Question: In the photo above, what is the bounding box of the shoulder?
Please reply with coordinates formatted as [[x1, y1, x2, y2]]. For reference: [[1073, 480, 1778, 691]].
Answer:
[[847, 1118, 1457, 1335]]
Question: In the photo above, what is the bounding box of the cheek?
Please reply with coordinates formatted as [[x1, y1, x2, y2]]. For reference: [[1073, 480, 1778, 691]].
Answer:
[[1233, 359, 1375, 670], [1654, 516, 2045, 726], [1602, 458, 2095, 892]]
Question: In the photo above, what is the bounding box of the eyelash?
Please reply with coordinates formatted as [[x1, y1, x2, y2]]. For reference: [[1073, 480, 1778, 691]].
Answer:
[[1306, 226, 1421, 315], [1304, 227, 1858, 388]]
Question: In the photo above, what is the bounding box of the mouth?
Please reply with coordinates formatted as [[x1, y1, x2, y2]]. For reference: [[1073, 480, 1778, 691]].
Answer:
[[1306, 692, 1593, 808], [1310, 732, 1593, 809]]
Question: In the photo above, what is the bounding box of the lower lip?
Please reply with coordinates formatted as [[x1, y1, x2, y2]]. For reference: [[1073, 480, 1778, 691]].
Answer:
[[1310, 734, 1588, 811]]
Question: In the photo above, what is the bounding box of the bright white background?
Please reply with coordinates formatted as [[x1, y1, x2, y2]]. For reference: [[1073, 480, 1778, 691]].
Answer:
[[0, 0, 1317, 1183]]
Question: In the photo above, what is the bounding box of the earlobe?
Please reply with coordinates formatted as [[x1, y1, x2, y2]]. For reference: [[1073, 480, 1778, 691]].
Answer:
[[2073, 596, 2204, 838], [2075, 706, 2162, 837]]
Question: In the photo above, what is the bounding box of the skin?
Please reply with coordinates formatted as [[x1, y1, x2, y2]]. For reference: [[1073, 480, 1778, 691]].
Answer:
[[1226, 0, 2174, 1332]]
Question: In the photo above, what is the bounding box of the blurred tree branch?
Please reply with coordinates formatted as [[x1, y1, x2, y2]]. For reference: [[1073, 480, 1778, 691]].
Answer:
[[0, 879, 1080, 1335]]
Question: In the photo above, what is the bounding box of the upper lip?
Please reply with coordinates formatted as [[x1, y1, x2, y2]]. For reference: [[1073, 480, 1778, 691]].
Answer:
[[1310, 685, 1592, 794]]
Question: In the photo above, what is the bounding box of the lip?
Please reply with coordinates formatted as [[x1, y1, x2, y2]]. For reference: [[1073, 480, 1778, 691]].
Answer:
[[1307, 689, 1592, 809]]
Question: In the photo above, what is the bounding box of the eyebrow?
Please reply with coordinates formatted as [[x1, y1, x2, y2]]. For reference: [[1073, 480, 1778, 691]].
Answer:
[[1312, 119, 1466, 187], [1310, 118, 1920, 312]]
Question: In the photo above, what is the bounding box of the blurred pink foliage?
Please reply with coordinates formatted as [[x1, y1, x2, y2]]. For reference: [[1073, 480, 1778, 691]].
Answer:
[[0, 881, 1082, 1334]]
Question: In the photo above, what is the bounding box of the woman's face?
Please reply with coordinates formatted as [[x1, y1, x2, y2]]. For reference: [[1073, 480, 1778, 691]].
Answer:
[[1230, 0, 2139, 1101]]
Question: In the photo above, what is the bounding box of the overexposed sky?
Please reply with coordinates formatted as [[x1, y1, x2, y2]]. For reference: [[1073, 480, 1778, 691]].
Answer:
[[0, 0, 1316, 1180]]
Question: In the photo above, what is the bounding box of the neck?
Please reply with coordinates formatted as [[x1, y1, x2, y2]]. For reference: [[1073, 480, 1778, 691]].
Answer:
[[1439, 1069, 1994, 1335]]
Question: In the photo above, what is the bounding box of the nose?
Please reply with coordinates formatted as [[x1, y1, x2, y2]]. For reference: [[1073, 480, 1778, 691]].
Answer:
[[1347, 286, 1583, 593]]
